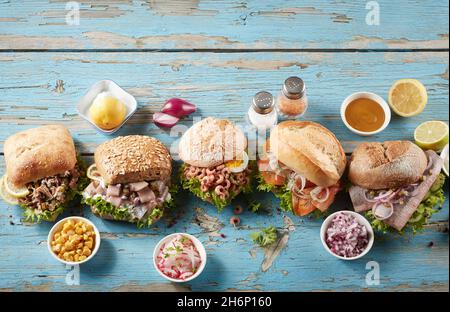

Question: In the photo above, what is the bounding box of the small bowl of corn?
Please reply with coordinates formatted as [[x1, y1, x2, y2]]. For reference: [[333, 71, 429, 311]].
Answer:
[[47, 217, 100, 265]]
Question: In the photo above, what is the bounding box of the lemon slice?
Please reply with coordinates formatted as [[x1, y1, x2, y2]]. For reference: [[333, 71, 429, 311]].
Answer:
[[3, 175, 29, 198], [0, 176, 19, 205], [87, 164, 103, 182], [414, 121, 449, 151], [388, 79, 427, 117]]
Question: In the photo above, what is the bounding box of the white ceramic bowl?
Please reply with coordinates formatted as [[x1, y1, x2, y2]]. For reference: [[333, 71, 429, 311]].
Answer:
[[340, 92, 391, 136], [441, 143, 449, 176], [153, 233, 207, 283], [47, 217, 101, 265], [77, 80, 137, 135], [320, 211, 374, 261]]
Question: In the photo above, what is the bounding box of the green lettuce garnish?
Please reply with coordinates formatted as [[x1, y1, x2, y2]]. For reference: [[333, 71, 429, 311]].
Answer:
[[256, 172, 293, 213], [366, 173, 447, 234], [180, 164, 252, 212], [251, 226, 278, 247]]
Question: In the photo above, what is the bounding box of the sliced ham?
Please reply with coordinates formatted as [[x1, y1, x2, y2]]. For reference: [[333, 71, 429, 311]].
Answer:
[[95, 184, 107, 196], [84, 182, 97, 196], [108, 196, 122, 207], [349, 151, 444, 230], [138, 187, 156, 203], [129, 181, 149, 192], [107, 184, 121, 197]]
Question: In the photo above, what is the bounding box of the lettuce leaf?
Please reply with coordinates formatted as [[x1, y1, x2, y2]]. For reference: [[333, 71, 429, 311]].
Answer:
[[251, 226, 278, 247], [366, 173, 447, 234], [256, 172, 293, 213], [180, 164, 252, 212]]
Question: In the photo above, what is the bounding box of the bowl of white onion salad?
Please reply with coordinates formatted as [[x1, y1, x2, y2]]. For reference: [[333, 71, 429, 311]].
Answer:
[[153, 233, 207, 282], [320, 211, 374, 260]]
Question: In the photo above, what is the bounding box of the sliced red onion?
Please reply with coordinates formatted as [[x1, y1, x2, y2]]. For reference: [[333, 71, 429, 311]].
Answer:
[[310, 186, 330, 203], [372, 202, 394, 220], [153, 112, 180, 128], [363, 190, 378, 203], [374, 190, 394, 201], [161, 98, 196, 118]]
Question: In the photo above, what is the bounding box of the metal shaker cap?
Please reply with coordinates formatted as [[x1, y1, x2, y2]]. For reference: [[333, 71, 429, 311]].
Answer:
[[252, 91, 275, 114], [282, 76, 305, 100]]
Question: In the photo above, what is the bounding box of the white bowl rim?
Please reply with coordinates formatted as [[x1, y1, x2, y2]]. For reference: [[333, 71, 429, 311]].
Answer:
[[441, 143, 449, 176], [47, 216, 101, 266], [340, 91, 391, 136], [153, 232, 207, 283], [320, 210, 375, 261], [76, 79, 137, 135]]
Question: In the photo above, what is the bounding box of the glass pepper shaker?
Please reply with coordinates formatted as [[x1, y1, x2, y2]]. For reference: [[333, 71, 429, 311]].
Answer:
[[276, 76, 308, 119], [247, 91, 278, 130]]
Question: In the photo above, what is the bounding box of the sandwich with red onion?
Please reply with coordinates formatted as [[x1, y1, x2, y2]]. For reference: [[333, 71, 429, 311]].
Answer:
[[257, 121, 347, 216], [82, 135, 176, 228], [348, 141, 446, 233]]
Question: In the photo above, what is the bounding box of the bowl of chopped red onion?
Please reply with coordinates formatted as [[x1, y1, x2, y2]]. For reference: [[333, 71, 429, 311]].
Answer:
[[153, 233, 207, 282], [320, 211, 374, 260]]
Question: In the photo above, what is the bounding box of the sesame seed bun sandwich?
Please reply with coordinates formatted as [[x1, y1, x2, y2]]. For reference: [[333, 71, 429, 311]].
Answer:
[[1, 125, 88, 222], [82, 135, 176, 228], [179, 117, 252, 211], [348, 141, 446, 233], [257, 121, 347, 216]]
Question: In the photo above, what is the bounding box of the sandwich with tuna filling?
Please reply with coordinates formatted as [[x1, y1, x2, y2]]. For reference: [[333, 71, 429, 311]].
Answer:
[[82, 135, 175, 228], [1, 125, 87, 222], [257, 121, 347, 216], [179, 117, 252, 211], [348, 141, 446, 233]]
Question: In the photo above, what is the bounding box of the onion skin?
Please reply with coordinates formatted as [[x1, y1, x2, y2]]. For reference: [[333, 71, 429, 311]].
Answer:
[[161, 98, 196, 118], [153, 112, 180, 128]]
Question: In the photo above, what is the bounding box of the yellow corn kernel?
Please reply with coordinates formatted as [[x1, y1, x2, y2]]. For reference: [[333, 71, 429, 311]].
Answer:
[[82, 248, 91, 257], [79, 255, 87, 261], [85, 241, 93, 249], [52, 244, 61, 253]]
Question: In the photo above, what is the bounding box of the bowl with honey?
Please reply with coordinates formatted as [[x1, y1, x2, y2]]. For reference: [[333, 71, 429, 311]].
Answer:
[[341, 92, 391, 136]]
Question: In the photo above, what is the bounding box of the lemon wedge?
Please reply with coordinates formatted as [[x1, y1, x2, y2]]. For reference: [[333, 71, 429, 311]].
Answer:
[[388, 79, 427, 117], [414, 121, 449, 151], [87, 164, 103, 182], [3, 175, 29, 198], [0, 176, 19, 205]]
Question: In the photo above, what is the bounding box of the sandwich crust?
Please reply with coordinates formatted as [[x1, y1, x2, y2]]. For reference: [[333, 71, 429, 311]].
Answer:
[[4, 125, 77, 186], [269, 121, 346, 187], [178, 117, 247, 168], [95, 135, 172, 185], [348, 141, 428, 190]]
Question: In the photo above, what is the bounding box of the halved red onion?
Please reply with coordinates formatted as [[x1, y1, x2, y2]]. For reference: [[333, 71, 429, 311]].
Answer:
[[372, 202, 394, 220], [161, 98, 196, 118], [374, 190, 394, 201], [153, 112, 180, 128]]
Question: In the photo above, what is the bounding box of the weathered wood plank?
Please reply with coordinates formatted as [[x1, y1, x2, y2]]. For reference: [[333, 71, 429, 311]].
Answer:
[[0, 0, 448, 50], [0, 52, 448, 154]]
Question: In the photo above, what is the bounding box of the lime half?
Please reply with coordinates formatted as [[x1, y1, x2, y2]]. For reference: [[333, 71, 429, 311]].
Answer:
[[414, 121, 449, 151]]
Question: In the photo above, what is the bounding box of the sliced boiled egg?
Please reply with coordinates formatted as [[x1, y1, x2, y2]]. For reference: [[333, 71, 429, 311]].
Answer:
[[226, 151, 249, 173], [86, 164, 103, 183]]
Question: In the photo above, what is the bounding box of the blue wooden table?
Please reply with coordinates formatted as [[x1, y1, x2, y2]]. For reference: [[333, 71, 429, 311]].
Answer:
[[0, 1, 448, 292]]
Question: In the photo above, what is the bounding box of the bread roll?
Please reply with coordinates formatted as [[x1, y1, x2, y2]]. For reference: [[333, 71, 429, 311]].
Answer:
[[4, 125, 77, 186], [269, 121, 346, 187], [95, 135, 172, 185], [348, 141, 427, 190], [178, 117, 247, 168]]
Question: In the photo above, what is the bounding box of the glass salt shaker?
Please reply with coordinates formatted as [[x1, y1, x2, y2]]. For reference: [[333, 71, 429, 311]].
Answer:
[[248, 91, 278, 130], [276, 76, 308, 119]]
